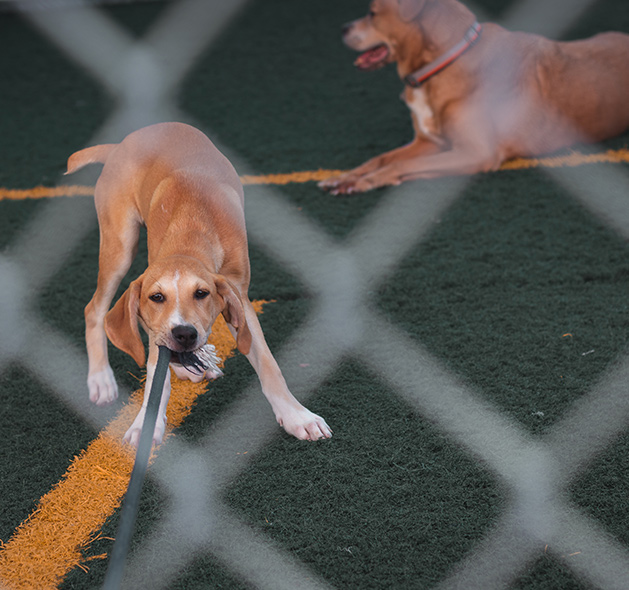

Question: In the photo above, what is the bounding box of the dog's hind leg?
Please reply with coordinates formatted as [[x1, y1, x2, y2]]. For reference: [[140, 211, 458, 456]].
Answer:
[[319, 139, 443, 194]]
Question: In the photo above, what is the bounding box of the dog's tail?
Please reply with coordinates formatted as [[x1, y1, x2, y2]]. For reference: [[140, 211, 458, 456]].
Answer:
[[65, 143, 117, 175]]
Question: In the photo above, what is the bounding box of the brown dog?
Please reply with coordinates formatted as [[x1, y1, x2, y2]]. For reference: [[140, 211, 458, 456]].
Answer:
[[319, 0, 629, 194], [67, 122, 332, 445]]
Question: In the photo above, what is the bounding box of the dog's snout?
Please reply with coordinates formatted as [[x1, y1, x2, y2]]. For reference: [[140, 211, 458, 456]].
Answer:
[[172, 325, 198, 349], [341, 21, 356, 39]]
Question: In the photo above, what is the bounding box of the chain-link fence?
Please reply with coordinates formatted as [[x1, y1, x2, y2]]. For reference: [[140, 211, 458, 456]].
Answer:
[[2, 0, 629, 588]]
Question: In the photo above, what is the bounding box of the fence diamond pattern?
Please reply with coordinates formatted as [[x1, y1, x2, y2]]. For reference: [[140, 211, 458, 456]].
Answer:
[[2, 0, 629, 588]]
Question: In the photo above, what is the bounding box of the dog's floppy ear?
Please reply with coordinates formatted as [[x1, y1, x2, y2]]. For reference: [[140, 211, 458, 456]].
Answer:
[[398, 0, 427, 22], [215, 276, 252, 355], [105, 277, 146, 367]]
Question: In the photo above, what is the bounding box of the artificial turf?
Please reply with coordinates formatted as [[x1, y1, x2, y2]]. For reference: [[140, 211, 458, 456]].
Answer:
[[1, 0, 629, 588]]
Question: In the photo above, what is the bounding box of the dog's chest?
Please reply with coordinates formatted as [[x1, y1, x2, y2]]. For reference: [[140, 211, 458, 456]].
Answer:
[[404, 88, 445, 145]]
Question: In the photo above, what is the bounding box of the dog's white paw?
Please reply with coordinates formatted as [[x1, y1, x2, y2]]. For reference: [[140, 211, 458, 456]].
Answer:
[[278, 408, 333, 441], [319, 175, 355, 194], [123, 409, 167, 447], [87, 367, 119, 406]]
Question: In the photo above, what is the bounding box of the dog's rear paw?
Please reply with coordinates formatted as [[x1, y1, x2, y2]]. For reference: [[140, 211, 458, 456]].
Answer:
[[87, 367, 119, 406], [279, 409, 333, 441]]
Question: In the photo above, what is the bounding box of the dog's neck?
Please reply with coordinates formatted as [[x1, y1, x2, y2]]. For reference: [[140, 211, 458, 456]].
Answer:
[[397, 0, 479, 85], [404, 20, 482, 88]]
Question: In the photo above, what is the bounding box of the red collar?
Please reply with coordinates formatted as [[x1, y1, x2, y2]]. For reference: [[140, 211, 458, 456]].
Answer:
[[404, 21, 482, 88]]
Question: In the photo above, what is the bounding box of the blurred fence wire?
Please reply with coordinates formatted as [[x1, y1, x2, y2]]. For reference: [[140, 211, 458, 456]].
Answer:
[[2, 0, 629, 588]]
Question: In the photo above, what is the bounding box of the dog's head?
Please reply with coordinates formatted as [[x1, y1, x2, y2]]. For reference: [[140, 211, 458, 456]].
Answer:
[[104, 257, 252, 367], [342, 0, 430, 70]]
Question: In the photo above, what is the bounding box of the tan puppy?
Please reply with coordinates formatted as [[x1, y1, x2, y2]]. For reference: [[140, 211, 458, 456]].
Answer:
[[320, 0, 629, 194], [67, 122, 332, 446]]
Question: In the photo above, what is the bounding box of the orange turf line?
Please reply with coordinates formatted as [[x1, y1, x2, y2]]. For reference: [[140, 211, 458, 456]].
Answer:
[[0, 169, 345, 202], [1, 148, 629, 202], [0, 302, 267, 590], [0, 185, 95, 200], [239, 169, 344, 185], [500, 147, 629, 170]]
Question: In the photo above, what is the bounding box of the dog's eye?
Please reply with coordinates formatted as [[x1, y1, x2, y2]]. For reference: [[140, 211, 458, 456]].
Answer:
[[369, 9, 377, 17], [149, 293, 165, 303], [194, 289, 210, 300]]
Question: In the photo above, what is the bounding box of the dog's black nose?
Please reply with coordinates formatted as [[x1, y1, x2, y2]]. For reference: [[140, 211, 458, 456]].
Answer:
[[342, 23, 352, 36], [172, 325, 198, 349]]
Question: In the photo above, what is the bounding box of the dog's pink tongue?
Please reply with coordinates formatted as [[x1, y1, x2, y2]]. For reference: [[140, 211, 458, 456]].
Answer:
[[354, 45, 389, 70]]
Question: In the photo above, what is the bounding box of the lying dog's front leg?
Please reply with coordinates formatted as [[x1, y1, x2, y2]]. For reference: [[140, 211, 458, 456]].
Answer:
[[366, 144, 502, 189], [238, 301, 332, 441], [124, 344, 172, 447], [319, 139, 443, 195], [327, 140, 501, 193]]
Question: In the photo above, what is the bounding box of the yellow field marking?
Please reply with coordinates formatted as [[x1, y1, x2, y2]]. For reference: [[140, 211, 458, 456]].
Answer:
[[0, 185, 96, 200], [240, 169, 344, 185], [1, 148, 629, 202], [0, 302, 267, 590], [500, 148, 629, 170]]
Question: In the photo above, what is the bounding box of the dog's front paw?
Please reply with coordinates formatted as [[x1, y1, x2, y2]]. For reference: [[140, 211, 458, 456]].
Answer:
[[319, 170, 401, 194], [278, 408, 333, 441], [123, 409, 167, 447], [318, 173, 362, 195], [87, 367, 119, 406]]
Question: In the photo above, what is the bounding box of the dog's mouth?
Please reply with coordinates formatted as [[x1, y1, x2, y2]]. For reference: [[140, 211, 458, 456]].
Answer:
[[354, 44, 390, 71], [169, 349, 208, 376], [169, 344, 223, 377]]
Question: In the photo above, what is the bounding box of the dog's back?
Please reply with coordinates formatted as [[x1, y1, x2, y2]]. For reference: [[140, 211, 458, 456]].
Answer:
[[68, 123, 240, 182], [475, 25, 629, 156], [66, 123, 244, 226]]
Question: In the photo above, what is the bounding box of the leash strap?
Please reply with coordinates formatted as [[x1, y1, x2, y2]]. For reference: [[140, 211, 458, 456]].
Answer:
[[103, 345, 171, 590], [404, 21, 482, 88]]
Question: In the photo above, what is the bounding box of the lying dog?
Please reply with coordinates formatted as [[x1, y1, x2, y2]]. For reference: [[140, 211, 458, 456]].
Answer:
[[320, 0, 629, 194], [67, 122, 332, 445]]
